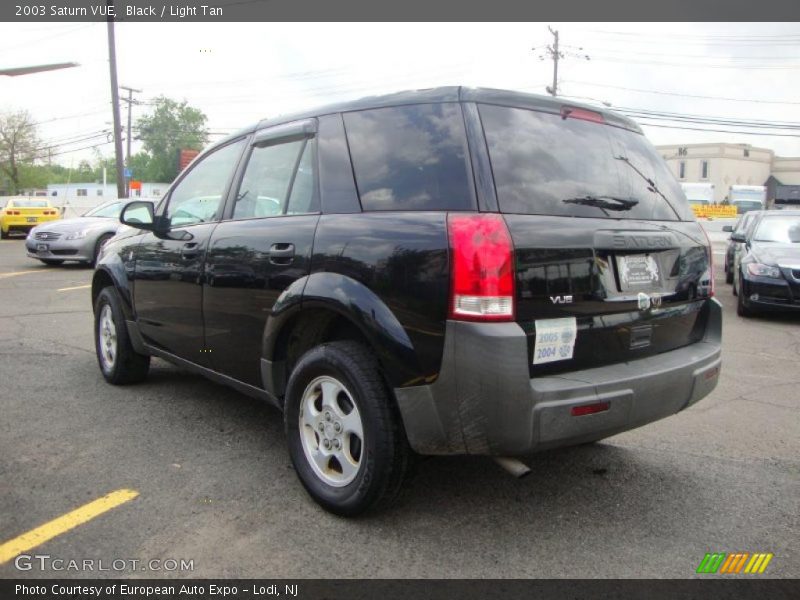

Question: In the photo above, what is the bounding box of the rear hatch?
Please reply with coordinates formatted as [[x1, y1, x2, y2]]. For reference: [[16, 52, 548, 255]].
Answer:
[[478, 102, 713, 376], [4, 200, 58, 223]]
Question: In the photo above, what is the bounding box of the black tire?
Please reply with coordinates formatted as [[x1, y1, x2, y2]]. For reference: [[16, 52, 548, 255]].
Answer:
[[284, 340, 413, 517], [39, 259, 64, 266], [91, 233, 114, 267], [94, 287, 150, 384], [0, 229, 9, 240], [736, 275, 753, 317], [725, 267, 733, 285]]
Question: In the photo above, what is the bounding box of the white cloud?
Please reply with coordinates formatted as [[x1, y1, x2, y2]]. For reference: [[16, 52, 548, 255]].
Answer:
[[1, 21, 798, 168]]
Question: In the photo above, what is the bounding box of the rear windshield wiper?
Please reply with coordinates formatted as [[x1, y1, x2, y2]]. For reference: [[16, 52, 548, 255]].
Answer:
[[562, 195, 639, 211]]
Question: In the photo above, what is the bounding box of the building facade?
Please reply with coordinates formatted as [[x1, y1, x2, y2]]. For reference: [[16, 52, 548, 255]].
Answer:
[[656, 143, 800, 204], [46, 182, 167, 202]]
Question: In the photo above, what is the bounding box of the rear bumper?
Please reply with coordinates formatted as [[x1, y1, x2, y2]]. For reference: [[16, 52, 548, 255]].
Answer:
[[2, 216, 59, 232], [395, 299, 722, 456]]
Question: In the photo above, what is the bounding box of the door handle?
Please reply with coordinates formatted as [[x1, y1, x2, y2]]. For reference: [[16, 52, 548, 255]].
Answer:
[[269, 243, 295, 265], [181, 242, 200, 259]]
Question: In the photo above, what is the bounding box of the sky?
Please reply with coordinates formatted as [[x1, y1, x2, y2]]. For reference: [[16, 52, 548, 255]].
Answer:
[[1, 21, 799, 172]]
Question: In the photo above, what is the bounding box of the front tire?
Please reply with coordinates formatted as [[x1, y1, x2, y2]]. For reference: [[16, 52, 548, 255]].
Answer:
[[736, 272, 753, 317], [91, 233, 114, 267], [94, 287, 150, 384], [284, 341, 412, 517]]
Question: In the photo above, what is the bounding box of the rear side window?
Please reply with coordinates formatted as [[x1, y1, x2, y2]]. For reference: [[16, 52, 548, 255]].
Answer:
[[343, 103, 474, 211], [233, 138, 319, 220], [479, 104, 693, 221]]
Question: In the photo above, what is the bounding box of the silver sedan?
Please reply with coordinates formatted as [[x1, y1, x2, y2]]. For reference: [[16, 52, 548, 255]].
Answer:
[[25, 200, 154, 266]]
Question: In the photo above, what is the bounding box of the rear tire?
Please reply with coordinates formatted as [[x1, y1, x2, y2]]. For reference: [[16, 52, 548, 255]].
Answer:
[[284, 341, 413, 517], [39, 259, 64, 266], [0, 229, 8, 240], [94, 287, 150, 384], [725, 266, 733, 285]]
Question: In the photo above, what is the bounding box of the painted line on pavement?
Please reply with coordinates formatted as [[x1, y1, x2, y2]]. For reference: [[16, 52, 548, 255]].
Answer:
[[0, 489, 139, 564], [57, 284, 92, 292], [0, 270, 42, 279]]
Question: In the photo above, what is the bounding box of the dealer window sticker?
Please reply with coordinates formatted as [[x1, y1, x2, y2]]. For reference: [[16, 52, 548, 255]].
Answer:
[[533, 317, 577, 365]]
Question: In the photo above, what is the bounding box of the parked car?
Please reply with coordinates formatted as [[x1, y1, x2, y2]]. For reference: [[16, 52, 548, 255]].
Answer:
[[722, 210, 764, 284], [731, 210, 800, 316], [25, 199, 155, 266], [91, 87, 721, 516], [1, 197, 60, 239]]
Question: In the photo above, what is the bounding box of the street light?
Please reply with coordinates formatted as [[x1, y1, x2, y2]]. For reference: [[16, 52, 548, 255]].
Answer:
[[0, 62, 79, 77]]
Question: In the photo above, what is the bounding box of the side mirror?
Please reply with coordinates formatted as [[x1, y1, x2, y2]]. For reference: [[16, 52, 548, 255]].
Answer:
[[120, 201, 167, 234], [730, 232, 746, 243], [722, 225, 733, 233]]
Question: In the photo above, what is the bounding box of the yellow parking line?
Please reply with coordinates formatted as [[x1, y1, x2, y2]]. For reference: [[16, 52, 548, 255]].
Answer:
[[0, 270, 42, 279], [0, 489, 139, 564], [57, 284, 91, 292]]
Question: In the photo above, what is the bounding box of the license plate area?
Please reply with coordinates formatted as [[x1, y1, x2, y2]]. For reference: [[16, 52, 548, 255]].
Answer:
[[616, 253, 663, 291], [26, 217, 38, 223]]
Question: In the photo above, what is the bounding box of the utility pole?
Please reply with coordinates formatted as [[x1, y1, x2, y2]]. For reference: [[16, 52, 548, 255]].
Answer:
[[120, 85, 141, 197], [537, 27, 590, 98], [547, 27, 560, 97], [106, 1, 126, 199]]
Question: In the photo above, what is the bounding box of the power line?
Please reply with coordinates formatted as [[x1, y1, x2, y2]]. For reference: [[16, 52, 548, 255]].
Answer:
[[589, 55, 800, 70], [636, 122, 800, 137], [614, 107, 800, 129], [565, 80, 800, 105]]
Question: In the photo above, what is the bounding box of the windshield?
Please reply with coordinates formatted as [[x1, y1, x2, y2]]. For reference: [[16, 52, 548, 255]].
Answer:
[[478, 104, 693, 221], [753, 216, 800, 243], [84, 202, 125, 218], [735, 201, 762, 212]]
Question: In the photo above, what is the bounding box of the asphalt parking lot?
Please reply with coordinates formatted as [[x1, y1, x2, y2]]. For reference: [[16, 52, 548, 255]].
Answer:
[[0, 225, 798, 579]]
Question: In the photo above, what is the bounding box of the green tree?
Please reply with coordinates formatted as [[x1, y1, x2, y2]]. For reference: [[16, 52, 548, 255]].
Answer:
[[135, 96, 208, 183], [0, 110, 40, 194]]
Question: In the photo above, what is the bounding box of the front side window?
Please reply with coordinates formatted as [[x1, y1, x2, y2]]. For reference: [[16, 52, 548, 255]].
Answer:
[[167, 139, 246, 227], [343, 103, 474, 211], [232, 137, 318, 220]]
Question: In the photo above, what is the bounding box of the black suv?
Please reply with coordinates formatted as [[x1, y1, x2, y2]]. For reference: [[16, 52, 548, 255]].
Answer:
[[92, 87, 722, 516]]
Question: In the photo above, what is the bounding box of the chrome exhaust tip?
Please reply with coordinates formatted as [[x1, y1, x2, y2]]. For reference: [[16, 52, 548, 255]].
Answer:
[[494, 456, 531, 479]]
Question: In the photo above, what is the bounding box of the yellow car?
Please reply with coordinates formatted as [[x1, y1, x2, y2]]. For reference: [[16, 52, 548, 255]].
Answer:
[[1, 197, 61, 239]]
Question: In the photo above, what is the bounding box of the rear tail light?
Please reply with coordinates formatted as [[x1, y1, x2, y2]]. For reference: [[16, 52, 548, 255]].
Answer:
[[9, 210, 20, 215], [700, 225, 716, 297], [447, 213, 515, 321]]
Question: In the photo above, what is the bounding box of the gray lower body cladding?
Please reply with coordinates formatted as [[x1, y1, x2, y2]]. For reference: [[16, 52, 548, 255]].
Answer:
[[394, 299, 722, 456]]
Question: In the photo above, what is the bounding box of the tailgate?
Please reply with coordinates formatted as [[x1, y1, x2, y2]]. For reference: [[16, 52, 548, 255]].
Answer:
[[506, 215, 712, 376]]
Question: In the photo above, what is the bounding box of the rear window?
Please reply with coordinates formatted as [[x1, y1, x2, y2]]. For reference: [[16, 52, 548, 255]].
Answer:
[[343, 103, 474, 211], [10, 199, 49, 208], [479, 104, 693, 221]]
